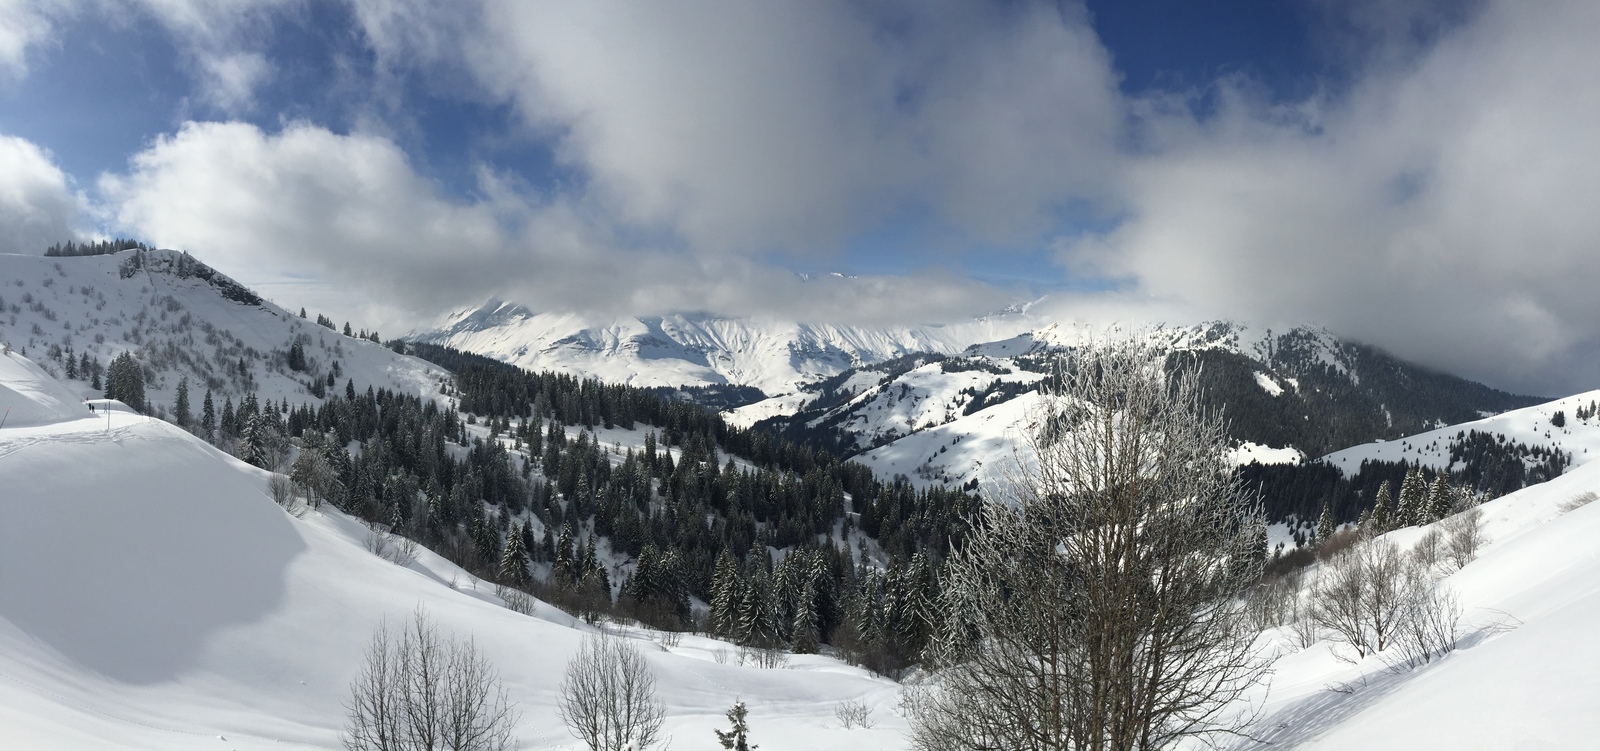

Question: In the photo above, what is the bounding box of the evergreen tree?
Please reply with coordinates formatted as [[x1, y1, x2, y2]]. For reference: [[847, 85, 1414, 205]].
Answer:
[[791, 578, 820, 654], [737, 564, 776, 648], [1425, 474, 1453, 523], [499, 521, 530, 585], [1315, 504, 1334, 543], [715, 700, 756, 751], [104, 352, 146, 412], [173, 377, 191, 428], [553, 523, 576, 585], [710, 549, 741, 638], [472, 512, 500, 573], [1396, 469, 1426, 527], [1370, 480, 1393, 533]]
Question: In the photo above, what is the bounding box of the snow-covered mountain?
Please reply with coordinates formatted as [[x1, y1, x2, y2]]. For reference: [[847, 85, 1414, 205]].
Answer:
[[0, 249, 450, 415], [4, 349, 1597, 749], [0, 350, 906, 749], [413, 299, 1041, 397], [748, 321, 1541, 492]]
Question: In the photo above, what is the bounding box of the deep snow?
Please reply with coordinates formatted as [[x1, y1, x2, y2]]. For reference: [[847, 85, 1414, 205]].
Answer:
[[3, 348, 1597, 749]]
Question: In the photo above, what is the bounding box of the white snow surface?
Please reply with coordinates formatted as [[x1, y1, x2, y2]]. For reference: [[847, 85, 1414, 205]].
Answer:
[[1321, 389, 1600, 475], [0, 360, 905, 749], [1254, 371, 1284, 396], [0, 250, 451, 415], [1239, 461, 1600, 750], [417, 300, 1040, 396], [4, 351, 1600, 748], [0, 351, 85, 426]]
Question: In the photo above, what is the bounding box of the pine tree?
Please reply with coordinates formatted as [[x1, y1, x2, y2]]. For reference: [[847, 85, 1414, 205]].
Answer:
[[1425, 474, 1453, 523], [737, 565, 776, 648], [173, 377, 191, 428], [710, 549, 741, 638], [472, 512, 500, 573], [553, 523, 576, 586], [1396, 469, 1426, 527], [791, 578, 820, 654], [715, 700, 756, 751], [1370, 480, 1393, 533], [499, 521, 530, 585], [1315, 504, 1334, 543]]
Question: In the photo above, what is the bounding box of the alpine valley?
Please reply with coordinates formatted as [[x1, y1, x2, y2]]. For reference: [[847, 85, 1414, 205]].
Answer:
[[4, 248, 1598, 749]]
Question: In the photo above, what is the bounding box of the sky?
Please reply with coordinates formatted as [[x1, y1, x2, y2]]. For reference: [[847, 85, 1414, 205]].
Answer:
[[0, 0, 1598, 397]]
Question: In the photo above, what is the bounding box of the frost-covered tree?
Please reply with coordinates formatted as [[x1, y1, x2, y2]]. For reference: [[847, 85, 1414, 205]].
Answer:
[[342, 608, 518, 751], [715, 700, 756, 751], [1316, 504, 1335, 545], [910, 338, 1268, 751], [499, 521, 530, 586], [1370, 480, 1393, 533], [710, 549, 742, 638], [1425, 474, 1453, 524], [1396, 470, 1427, 527]]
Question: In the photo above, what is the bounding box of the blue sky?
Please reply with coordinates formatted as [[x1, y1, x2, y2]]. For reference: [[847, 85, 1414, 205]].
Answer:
[[1, 0, 1599, 395]]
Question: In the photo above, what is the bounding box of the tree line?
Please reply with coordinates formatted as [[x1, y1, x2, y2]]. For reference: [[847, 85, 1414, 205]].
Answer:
[[162, 345, 979, 674]]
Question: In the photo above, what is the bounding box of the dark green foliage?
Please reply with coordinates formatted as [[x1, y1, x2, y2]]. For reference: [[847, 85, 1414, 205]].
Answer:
[[1174, 343, 1541, 458], [173, 377, 191, 428], [44, 238, 149, 257], [104, 352, 146, 412], [715, 701, 756, 751]]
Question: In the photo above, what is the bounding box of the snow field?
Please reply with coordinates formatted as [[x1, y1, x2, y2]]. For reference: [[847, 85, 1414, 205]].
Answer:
[[1322, 388, 1600, 477], [0, 361, 907, 750], [0, 251, 451, 419]]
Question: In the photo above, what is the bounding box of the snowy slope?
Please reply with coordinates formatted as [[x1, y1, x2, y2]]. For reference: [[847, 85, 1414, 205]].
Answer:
[[0, 250, 451, 416], [415, 300, 1039, 396], [0, 350, 85, 426], [1241, 459, 1600, 750], [0, 354, 907, 750], [6, 343, 1599, 748], [1321, 389, 1600, 475]]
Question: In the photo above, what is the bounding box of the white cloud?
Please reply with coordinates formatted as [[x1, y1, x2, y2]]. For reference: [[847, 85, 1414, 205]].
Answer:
[[128, 0, 299, 112], [377, 0, 1125, 254], [97, 121, 1010, 333], [0, 134, 79, 255], [1067, 0, 1600, 395], [0, 0, 72, 77]]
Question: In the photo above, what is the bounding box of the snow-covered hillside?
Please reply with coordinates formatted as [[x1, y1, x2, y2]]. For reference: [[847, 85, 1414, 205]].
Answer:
[[1322, 389, 1600, 476], [3, 349, 1596, 749], [414, 300, 1039, 397], [1239, 460, 1600, 749], [0, 350, 905, 750], [0, 250, 450, 417], [794, 322, 1473, 490]]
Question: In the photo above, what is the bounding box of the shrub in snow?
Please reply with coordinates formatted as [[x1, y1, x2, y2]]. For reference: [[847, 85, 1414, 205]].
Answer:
[[834, 698, 874, 729], [558, 633, 666, 751], [341, 608, 518, 751]]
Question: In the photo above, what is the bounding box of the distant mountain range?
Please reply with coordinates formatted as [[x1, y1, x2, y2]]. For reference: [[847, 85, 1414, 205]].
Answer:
[[415, 301, 1545, 493]]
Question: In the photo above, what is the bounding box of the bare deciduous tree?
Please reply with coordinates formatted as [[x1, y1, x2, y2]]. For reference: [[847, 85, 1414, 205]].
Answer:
[[1386, 582, 1463, 672], [910, 339, 1268, 751], [342, 607, 518, 751], [1310, 538, 1420, 659], [1442, 508, 1485, 571], [558, 633, 667, 751]]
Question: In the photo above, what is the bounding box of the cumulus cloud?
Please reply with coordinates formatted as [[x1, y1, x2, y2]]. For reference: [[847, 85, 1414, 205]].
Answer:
[[0, 134, 79, 255], [370, 0, 1123, 254], [98, 121, 1011, 332], [0, 0, 72, 77], [61, 0, 1600, 394], [1066, 0, 1600, 395]]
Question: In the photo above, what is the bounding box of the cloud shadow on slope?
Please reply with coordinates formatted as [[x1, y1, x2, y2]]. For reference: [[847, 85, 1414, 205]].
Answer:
[[0, 424, 306, 684]]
